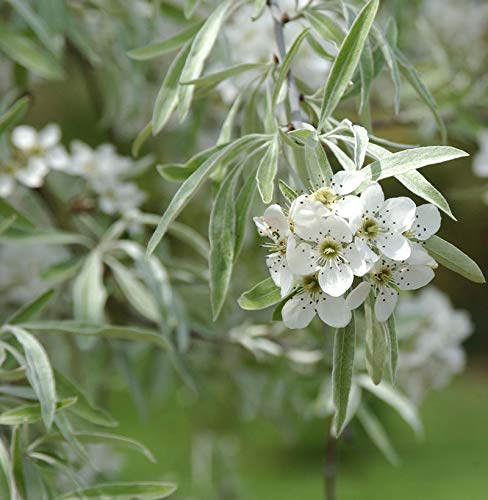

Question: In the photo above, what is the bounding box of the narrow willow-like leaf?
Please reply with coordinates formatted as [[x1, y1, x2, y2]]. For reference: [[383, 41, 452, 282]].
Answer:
[[364, 296, 387, 385], [107, 259, 160, 323], [238, 277, 282, 310], [147, 134, 269, 257], [0, 215, 16, 235], [209, 167, 241, 319], [271, 28, 310, 109], [168, 222, 209, 259], [127, 21, 203, 60], [55, 482, 177, 500], [7, 289, 55, 325], [178, 0, 233, 121], [252, 0, 267, 20], [0, 438, 14, 499], [324, 139, 355, 171], [217, 94, 243, 145], [0, 398, 75, 426], [181, 62, 267, 88], [234, 170, 258, 259], [184, 0, 201, 19], [0, 30, 63, 80], [396, 49, 447, 144], [55, 371, 117, 427], [319, 0, 379, 125], [278, 179, 298, 202], [7, 0, 62, 56], [360, 146, 468, 183], [0, 228, 91, 246], [132, 122, 152, 158], [303, 10, 344, 45], [332, 316, 356, 437], [73, 251, 107, 324], [386, 313, 398, 383], [0, 95, 30, 135], [0, 198, 33, 229], [359, 38, 374, 114], [19, 321, 172, 350], [157, 144, 226, 182], [356, 405, 399, 465], [305, 142, 333, 187], [424, 236, 485, 284], [357, 374, 423, 438], [6, 326, 56, 429], [351, 124, 369, 168], [256, 136, 279, 203], [152, 42, 191, 134]]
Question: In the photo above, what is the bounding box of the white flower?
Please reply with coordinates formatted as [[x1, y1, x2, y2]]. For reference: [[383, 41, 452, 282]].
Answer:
[[287, 214, 368, 297], [92, 179, 146, 216], [357, 243, 437, 322], [396, 287, 473, 403], [0, 124, 68, 196], [349, 182, 417, 261], [473, 130, 488, 178], [406, 203, 441, 243], [69, 141, 132, 180], [254, 204, 294, 296], [282, 274, 351, 329]]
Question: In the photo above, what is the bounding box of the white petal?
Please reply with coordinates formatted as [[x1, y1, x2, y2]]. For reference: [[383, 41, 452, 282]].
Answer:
[[264, 204, 289, 237], [12, 125, 37, 151], [394, 265, 435, 290], [375, 231, 411, 261], [356, 238, 380, 264], [318, 260, 354, 297], [46, 146, 69, 170], [15, 158, 48, 187], [286, 236, 318, 276], [254, 216, 272, 238], [0, 174, 15, 197], [343, 242, 371, 276], [360, 182, 384, 215], [282, 292, 316, 329], [333, 195, 361, 220], [406, 242, 437, 267], [320, 214, 352, 244], [411, 204, 441, 241], [316, 294, 352, 327], [378, 197, 416, 233], [266, 253, 283, 286], [38, 124, 61, 149], [279, 265, 294, 297], [290, 195, 330, 241], [346, 282, 372, 309], [374, 287, 398, 322], [331, 170, 365, 195]]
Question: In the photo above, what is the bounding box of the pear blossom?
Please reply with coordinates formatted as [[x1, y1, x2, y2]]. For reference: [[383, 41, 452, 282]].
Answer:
[[287, 214, 368, 297], [349, 182, 417, 261], [473, 130, 488, 178], [0, 124, 68, 197], [396, 287, 473, 403], [254, 205, 294, 296], [355, 244, 437, 322], [405, 203, 442, 243], [92, 179, 146, 216], [281, 273, 352, 329]]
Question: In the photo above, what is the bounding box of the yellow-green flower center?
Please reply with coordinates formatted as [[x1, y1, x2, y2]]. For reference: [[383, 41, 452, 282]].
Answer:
[[360, 218, 379, 238], [373, 267, 392, 285], [319, 238, 340, 260], [311, 187, 338, 208], [302, 274, 321, 295]]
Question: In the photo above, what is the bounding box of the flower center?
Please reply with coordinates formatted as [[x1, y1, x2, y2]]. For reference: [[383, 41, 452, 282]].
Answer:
[[310, 187, 338, 208], [318, 238, 340, 260], [360, 218, 379, 238], [372, 267, 392, 285], [276, 238, 287, 255], [302, 274, 321, 296]]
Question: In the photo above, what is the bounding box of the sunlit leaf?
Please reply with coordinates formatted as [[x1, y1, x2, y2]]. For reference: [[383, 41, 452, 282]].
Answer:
[[55, 482, 177, 500], [238, 278, 282, 311]]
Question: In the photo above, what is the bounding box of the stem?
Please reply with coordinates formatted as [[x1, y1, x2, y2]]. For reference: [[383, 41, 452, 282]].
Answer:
[[324, 421, 338, 500], [269, 1, 304, 123]]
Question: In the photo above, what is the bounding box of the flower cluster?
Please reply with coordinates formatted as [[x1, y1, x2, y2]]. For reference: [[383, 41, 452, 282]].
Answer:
[[0, 124, 145, 217], [255, 171, 441, 329], [396, 287, 473, 403]]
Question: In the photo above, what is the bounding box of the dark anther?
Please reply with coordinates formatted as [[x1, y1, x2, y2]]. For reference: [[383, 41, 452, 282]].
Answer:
[[281, 12, 290, 23], [287, 123, 295, 132]]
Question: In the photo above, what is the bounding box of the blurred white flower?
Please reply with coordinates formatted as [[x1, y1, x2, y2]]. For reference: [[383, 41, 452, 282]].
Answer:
[[0, 124, 68, 197], [92, 179, 146, 216], [0, 243, 67, 305], [473, 130, 488, 178], [396, 287, 473, 403]]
